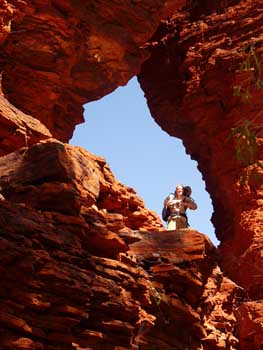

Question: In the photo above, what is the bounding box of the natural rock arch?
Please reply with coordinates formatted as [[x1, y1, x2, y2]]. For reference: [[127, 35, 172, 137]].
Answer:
[[0, 0, 262, 349]]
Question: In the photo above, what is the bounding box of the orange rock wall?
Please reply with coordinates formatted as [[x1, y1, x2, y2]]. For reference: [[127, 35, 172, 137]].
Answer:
[[0, 0, 263, 349], [0, 140, 240, 350], [139, 0, 263, 298], [138, 1, 263, 347], [0, 0, 181, 143]]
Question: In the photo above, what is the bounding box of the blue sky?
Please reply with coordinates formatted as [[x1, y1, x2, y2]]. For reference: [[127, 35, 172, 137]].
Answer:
[[70, 77, 219, 246]]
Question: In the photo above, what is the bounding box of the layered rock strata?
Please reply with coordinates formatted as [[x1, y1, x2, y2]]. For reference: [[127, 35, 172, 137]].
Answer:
[[0, 0, 263, 349], [0, 140, 262, 350], [0, 139, 163, 236], [138, 0, 263, 310], [0, 91, 51, 156], [0, 0, 181, 143]]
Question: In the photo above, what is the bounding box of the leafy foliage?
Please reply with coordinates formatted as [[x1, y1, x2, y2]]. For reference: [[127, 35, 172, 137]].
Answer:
[[230, 44, 263, 184], [233, 44, 263, 101], [229, 119, 258, 164], [229, 119, 263, 184]]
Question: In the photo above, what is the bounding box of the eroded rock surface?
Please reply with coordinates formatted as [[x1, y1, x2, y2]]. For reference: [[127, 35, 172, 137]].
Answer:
[[0, 139, 163, 237], [0, 183, 243, 350], [0, 92, 51, 155], [139, 0, 263, 321], [0, 140, 261, 350], [0, 0, 181, 143], [0, 0, 263, 349]]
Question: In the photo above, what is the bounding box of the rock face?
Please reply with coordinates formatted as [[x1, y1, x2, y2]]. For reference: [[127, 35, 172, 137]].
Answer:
[[139, 1, 263, 347], [0, 139, 163, 235], [0, 0, 263, 349], [0, 0, 181, 143], [0, 139, 261, 350], [0, 172, 245, 350], [0, 140, 164, 350], [0, 91, 51, 156]]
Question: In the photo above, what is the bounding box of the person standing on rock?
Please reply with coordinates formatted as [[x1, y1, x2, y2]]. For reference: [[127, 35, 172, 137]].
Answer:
[[162, 184, 197, 230]]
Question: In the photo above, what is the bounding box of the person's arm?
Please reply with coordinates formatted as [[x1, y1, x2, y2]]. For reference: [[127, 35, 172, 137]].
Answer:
[[183, 196, 197, 210], [163, 193, 174, 207]]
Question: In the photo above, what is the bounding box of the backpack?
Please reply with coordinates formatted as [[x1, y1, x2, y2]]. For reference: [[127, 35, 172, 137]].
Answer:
[[162, 205, 170, 221], [162, 192, 174, 221]]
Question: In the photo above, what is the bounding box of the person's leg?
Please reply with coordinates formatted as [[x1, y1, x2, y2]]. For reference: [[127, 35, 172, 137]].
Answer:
[[176, 216, 187, 229], [167, 218, 176, 230]]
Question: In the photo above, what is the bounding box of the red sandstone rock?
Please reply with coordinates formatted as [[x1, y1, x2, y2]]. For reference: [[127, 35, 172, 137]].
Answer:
[[0, 137, 259, 350], [138, 0, 263, 305], [0, 0, 263, 349], [0, 93, 51, 155], [200, 266, 244, 350], [0, 0, 13, 45], [120, 230, 245, 350], [0, 0, 182, 142], [0, 139, 163, 235], [0, 197, 163, 349], [0, 193, 241, 350], [0, 137, 247, 350], [236, 301, 263, 350]]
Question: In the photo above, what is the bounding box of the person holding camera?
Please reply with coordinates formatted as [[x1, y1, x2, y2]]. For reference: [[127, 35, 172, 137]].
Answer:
[[163, 184, 197, 230]]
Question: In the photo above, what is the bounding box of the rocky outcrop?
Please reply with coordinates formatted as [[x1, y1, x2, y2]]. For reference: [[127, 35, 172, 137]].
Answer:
[[0, 163, 244, 350], [0, 139, 261, 350], [138, 0, 263, 310], [0, 91, 51, 156], [0, 0, 263, 349], [0, 139, 163, 237], [0, 0, 181, 144], [0, 140, 207, 350]]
